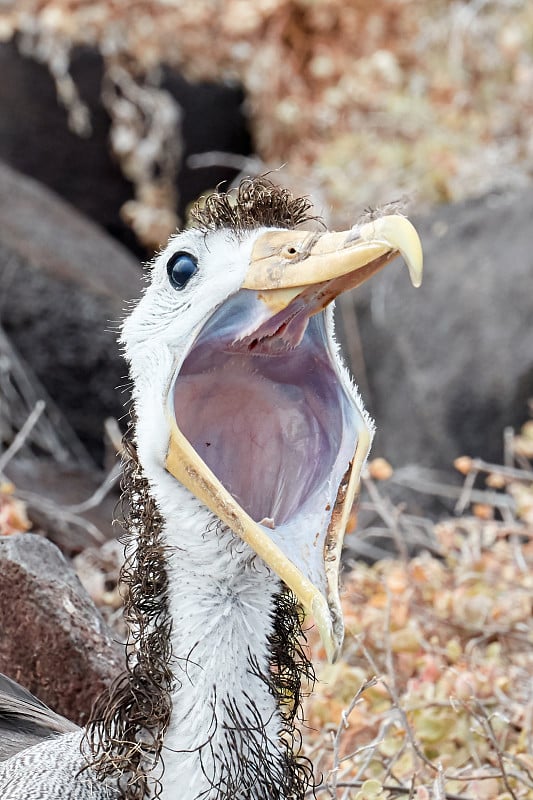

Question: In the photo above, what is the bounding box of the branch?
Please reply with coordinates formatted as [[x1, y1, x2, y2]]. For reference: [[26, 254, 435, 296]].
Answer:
[[325, 676, 379, 798], [357, 637, 441, 774], [362, 476, 409, 561], [468, 699, 519, 800], [65, 462, 121, 513], [0, 400, 45, 473], [13, 488, 106, 544], [313, 779, 472, 800]]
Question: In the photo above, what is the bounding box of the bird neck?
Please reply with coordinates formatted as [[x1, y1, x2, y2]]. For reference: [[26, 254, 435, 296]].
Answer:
[[85, 461, 313, 800], [159, 490, 311, 800]]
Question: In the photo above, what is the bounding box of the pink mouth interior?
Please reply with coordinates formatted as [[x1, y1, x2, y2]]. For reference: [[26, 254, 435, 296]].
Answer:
[[172, 294, 352, 529]]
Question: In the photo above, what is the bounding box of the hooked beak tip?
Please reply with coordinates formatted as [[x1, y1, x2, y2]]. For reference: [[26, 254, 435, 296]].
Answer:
[[357, 215, 423, 288]]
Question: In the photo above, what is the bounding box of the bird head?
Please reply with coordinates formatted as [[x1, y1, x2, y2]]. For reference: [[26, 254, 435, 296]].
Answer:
[[122, 179, 422, 663]]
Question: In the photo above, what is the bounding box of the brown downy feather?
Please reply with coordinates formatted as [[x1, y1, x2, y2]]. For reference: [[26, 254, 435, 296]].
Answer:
[[82, 421, 174, 800], [189, 176, 317, 233]]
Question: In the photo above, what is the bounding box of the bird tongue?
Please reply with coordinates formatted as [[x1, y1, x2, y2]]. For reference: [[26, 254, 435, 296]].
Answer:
[[227, 298, 310, 355]]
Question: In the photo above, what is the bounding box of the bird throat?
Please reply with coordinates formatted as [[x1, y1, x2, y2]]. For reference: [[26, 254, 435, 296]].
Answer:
[[84, 430, 315, 800], [161, 501, 315, 800]]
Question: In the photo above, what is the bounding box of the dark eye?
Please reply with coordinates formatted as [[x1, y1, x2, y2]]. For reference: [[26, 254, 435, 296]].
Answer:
[[166, 251, 198, 290]]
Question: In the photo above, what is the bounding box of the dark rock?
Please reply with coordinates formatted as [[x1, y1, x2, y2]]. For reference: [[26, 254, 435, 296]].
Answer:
[[0, 159, 141, 461], [0, 41, 253, 256], [0, 321, 92, 466], [342, 189, 533, 470], [0, 534, 122, 724], [0, 42, 140, 255]]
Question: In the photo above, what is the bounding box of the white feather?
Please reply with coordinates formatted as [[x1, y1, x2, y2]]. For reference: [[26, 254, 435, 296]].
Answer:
[[122, 227, 297, 798]]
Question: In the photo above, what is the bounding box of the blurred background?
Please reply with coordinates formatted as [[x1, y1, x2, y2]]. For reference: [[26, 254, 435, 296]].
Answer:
[[0, 4, 532, 795], [1, 0, 532, 473]]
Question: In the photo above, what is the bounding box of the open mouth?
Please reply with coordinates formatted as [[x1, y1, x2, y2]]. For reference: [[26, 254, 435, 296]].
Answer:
[[164, 215, 423, 661], [171, 290, 359, 594]]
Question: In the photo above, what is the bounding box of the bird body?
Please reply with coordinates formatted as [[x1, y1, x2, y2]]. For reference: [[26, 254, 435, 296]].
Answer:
[[162, 507, 292, 797], [0, 732, 114, 799], [0, 180, 422, 799]]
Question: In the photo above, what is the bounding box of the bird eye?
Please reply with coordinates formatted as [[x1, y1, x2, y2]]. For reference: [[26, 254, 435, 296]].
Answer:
[[166, 252, 198, 290]]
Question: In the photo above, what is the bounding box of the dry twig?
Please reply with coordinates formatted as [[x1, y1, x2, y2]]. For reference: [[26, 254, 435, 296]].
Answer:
[[0, 400, 45, 474]]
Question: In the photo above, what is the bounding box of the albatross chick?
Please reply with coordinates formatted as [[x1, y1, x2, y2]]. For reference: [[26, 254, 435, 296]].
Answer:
[[0, 178, 423, 800]]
